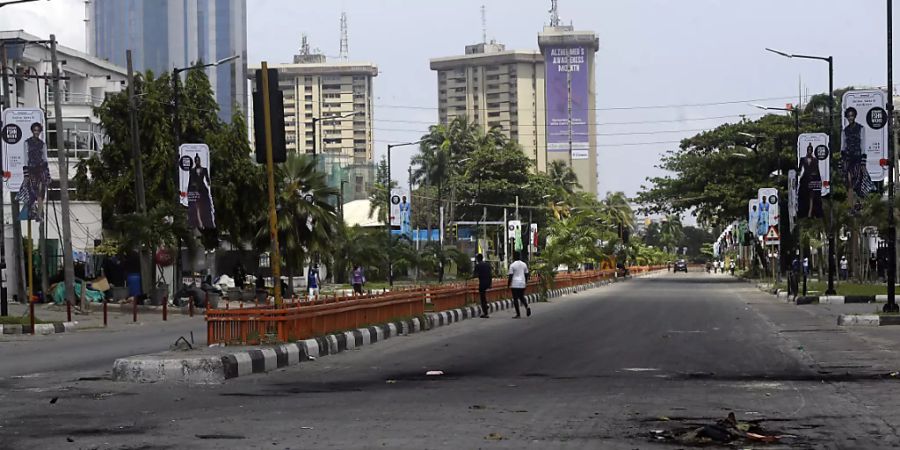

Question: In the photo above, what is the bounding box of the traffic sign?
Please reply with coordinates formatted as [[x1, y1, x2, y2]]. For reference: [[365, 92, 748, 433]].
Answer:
[[765, 225, 780, 244]]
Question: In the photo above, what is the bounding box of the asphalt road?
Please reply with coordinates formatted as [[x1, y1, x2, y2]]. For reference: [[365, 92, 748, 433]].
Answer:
[[0, 315, 205, 379], [3, 272, 900, 449]]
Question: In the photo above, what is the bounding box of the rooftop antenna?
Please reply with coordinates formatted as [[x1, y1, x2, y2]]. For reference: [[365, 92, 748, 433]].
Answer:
[[481, 5, 487, 44], [339, 12, 349, 61], [549, 0, 560, 27], [300, 34, 311, 55]]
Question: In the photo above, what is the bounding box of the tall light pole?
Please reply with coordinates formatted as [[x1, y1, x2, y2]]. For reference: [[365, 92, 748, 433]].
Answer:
[[0, 0, 41, 7], [885, 0, 897, 313], [171, 54, 238, 289], [753, 103, 805, 295], [386, 140, 421, 286], [766, 47, 838, 295]]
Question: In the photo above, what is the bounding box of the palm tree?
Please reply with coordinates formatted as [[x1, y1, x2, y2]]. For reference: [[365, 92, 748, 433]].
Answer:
[[255, 154, 339, 286], [548, 160, 581, 196], [659, 214, 684, 255], [601, 191, 635, 241]]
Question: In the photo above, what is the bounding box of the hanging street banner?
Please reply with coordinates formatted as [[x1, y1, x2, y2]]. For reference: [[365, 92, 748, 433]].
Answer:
[[1, 108, 45, 194], [796, 133, 828, 219], [529, 223, 538, 251], [545, 45, 589, 159], [749, 199, 760, 238], [508, 220, 523, 252], [842, 90, 888, 183], [389, 188, 409, 228], [178, 144, 216, 230], [787, 169, 798, 232], [757, 188, 779, 245]]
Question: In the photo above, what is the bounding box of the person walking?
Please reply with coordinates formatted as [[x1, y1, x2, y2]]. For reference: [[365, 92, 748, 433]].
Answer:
[[351, 265, 366, 295], [508, 251, 531, 318], [729, 260, 735, 276], [472, 254, 493, 318], [839, 256, 849, 281], [307, 264, 321, 300]]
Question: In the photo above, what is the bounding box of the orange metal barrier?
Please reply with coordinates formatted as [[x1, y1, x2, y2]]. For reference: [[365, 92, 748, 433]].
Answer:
[[206, 266, 664, 345]]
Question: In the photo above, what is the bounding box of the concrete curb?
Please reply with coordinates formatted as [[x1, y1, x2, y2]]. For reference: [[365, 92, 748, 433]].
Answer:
[[0, 321, 78, 336], [836, 314, 900, 327], [112, 276, 633, 384]]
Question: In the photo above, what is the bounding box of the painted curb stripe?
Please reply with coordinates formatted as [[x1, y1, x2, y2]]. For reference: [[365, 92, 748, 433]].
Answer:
[[222, 355, 239, 379], [273, 345, 288, 368], [248, 349, 266, 373]]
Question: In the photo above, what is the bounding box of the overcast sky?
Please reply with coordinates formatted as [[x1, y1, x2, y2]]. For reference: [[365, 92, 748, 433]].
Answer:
[[2, 0, 899, 202]]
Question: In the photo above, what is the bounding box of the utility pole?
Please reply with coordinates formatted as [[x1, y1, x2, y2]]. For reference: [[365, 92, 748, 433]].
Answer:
[[0, 44, 9, 315], [886, 0, 898, 313], [260, 63, 283, 306], [50, 35, 75, 306], [127, 50, 151, 295], [1, 43, 25, 312]]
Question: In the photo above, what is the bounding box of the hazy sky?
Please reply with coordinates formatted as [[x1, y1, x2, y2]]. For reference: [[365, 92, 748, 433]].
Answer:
[[2, 0, 899, 201]]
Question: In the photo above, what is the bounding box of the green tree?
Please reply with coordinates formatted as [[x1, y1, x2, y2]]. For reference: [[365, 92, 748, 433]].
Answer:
[[547, 160, 581, 197], [659, 215, 684, 254], [255, 154, 339, 284]]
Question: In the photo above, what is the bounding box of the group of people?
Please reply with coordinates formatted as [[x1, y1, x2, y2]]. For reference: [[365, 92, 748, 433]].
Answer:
[[472, 252, 532, 319], [706, 260, 735, 275]]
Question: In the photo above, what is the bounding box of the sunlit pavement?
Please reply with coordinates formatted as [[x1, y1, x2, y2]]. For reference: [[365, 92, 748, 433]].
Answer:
[[2, 272, 900, 449]]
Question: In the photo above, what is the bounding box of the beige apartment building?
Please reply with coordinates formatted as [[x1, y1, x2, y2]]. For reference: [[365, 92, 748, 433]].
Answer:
[[250, 52, 378, 165], [249, 50, 378, 201], [430, 42, 547, 172]]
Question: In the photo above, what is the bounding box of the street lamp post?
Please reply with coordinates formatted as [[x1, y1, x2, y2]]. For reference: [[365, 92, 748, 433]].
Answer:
[[885, 0, 897, 313], [766, 47, 838, 295], [171, 55, 238, 288], [753, 103, 805, 295], [0, 0, 41, 7], [385, 140, 422, 286]]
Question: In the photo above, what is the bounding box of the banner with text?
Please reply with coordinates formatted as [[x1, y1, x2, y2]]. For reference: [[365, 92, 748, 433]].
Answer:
[[545, 46, 589, 160], [796, 133, 829, 219], [757, 188, 779, 245], [1, 108, 45, 194], [842, 90, 888, 183], [178, 144, 216, 230]]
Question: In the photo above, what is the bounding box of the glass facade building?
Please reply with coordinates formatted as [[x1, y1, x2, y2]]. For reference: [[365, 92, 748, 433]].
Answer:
[[89, 0, 247, 121]]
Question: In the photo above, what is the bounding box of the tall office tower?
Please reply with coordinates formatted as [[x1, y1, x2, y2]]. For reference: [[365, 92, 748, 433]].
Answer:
[[538, 24, 599, 195], [249, 39, 378, 201], [430, 42, 547, 172], [88, 0, 248, 121]]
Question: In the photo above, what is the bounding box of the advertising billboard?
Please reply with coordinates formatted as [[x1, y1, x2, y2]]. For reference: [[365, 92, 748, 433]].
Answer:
[[545, 46, 589, 160], [757, 188, 779, 246], [178, 144, 216, 230], [1, 108, 49, 221], [389, 188, 410, 231], [842, 90, 888, 182], [796, 133, 829, 219]]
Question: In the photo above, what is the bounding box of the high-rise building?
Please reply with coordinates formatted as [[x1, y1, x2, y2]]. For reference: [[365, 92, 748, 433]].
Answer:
[[249, 41, 378, 201], [538, 25, 599, 195], [87, 0, 248, 122], [430, 42, 547, 172]]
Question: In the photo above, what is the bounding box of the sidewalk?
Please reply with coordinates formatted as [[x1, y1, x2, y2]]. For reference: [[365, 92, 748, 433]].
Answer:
[[2, 299, 202, 338]]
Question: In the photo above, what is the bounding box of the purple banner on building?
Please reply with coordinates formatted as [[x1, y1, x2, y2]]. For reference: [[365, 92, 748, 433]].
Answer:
[[545, 46, 589, 159]]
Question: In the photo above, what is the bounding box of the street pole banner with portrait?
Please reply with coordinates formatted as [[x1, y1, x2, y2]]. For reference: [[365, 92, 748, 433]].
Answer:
[[508, 220, 523, 252], [545, 46, 589, 160], [787, 169, 798, 232], [2, 109, 49, 221], [796, 133, 829, 219], [389, 188, 409, 229], [749, 199, 760, 238], [757, 188, 779, 246], [842, 90, 888, 183], [178, 144, 216, 230]]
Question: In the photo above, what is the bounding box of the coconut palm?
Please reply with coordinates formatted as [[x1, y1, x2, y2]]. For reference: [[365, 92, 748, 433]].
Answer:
[[255, 154, 339, 285], [659, 214, 684, 255], [548, 160, 581, 197], [601, 191, 635, 241]]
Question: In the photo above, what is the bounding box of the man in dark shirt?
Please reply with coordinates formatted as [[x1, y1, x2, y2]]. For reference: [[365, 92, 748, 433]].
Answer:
[[472, 254, 493, 318]]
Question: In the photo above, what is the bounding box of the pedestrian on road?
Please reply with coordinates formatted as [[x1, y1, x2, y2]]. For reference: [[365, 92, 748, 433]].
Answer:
[[803, 257, 810, 277], [667, 260, 672, 272], [308, 264, 321, 300], [840, 256, 849, 281], [473, 254, 493, 318], [351, 265, 366, 295], [729, 260, 735, 276], [508, 251, 531, 318]]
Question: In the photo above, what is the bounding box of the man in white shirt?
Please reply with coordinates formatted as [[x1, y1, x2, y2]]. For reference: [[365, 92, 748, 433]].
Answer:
[[508, 251, 531, 318]]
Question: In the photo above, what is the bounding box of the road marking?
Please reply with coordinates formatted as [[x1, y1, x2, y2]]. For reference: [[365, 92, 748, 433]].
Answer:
[[622, 368, 659, 372]]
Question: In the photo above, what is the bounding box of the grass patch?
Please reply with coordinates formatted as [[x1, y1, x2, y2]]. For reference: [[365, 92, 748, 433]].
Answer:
[[774, 281, 900, 296], [0, 315, 48, 325]]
